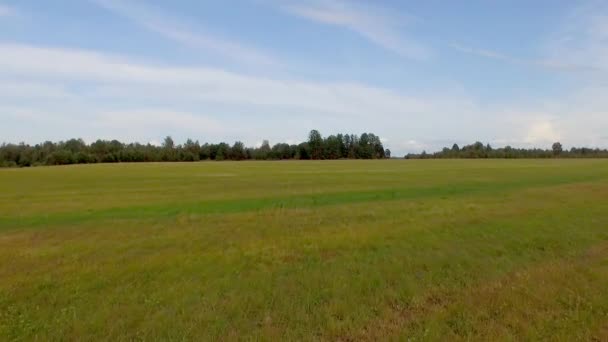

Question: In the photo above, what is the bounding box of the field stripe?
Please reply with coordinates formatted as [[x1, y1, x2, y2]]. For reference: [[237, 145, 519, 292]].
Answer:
[[1, 173, 606, 231]]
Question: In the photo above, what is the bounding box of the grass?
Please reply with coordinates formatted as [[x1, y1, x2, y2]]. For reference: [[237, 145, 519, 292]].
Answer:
[[1, 159, 608, 340]]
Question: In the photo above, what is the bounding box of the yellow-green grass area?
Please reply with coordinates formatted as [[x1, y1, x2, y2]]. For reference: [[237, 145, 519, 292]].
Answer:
[[1, 160, 608, 340]]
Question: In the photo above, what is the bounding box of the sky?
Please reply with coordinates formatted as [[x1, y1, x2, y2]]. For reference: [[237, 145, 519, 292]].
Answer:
[[1, 0, 607, 155]]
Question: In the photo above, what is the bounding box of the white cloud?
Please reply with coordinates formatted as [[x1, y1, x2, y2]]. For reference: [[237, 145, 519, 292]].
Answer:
[[524, 120, 560, 145], [0, 105, 231, 145], [0, 43, 430, 118], [1, 42, 607, 154], [393, 140, 429, 153], [0, 80, 76, 100], [489, 85, 608, 149], [98, 110, 222, 130], [279, 0, 430, 60], [446, 6, 608, 154], [91, 0, 278, 66], [95, 109, 232, 139], [0, 42, 440, 150]]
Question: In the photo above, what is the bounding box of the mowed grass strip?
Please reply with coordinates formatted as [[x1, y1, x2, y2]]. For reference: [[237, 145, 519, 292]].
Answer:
[[2, 159, 607, 230], [2, 159, 607, 219], [1, 160, 608, 340]]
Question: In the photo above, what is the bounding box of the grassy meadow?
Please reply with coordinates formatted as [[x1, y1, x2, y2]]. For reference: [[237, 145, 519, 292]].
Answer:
[[1, 159, 608, 340]]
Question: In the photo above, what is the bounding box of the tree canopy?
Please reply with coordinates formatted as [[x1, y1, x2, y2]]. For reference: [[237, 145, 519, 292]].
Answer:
[[0, 130, 388, 167], [404, 141, 608, 159], [4, 135, 607, 168]]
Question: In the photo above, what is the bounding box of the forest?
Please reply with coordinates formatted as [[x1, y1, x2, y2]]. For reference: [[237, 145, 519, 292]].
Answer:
[[3, 131, 608, 167], [0, 130, 388, 167], [405, 141, 608, 159]]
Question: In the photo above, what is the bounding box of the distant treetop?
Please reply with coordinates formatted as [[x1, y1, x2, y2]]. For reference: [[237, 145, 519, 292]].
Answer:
[[404, 141, 608, 159], [0, 130, 388, 167]]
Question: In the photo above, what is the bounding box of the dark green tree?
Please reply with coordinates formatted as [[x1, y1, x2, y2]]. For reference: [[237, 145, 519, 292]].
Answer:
[[552, 142, 563, 156], [231, 141, 246, 160], [308, 130, 323, 160]]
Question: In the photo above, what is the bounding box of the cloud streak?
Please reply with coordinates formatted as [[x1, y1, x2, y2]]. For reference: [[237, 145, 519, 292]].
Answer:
[[544, 5, 608, 73], [451, 43, 606, 73], [1, 41, 607, 153], [452, 3, 608, 75], [91, 0, 278, 66], [0, 42, 474, 152], [0, 42, 430, 118], [279, 0, 430, 60]]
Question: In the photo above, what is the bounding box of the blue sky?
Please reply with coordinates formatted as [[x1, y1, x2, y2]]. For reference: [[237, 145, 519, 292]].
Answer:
[[1, 0, 607, 154]]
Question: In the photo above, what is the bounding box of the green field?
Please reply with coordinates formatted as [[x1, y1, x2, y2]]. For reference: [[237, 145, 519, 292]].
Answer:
[[1, 160, 608, 340]]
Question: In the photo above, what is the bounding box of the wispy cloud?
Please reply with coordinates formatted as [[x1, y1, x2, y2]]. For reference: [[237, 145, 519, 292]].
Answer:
[[451, 43, 605, 73], [2, 42, 607, 153], [452, 3, 608, 75], [543, 5, 608, 73], [0, 42, 465, 151], [91, 0, 278, 66], [0, 42, 430, 117], [278, 0, 430, 60], [0, 4, 15, 17], [0, 80, 77, 100], [96, 109, 232, 139]]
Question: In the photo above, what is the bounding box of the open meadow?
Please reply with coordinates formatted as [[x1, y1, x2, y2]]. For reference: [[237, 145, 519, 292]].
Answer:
[[1, 159, 608, 340]]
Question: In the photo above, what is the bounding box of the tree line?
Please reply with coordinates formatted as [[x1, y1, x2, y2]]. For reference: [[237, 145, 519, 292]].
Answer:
[[0, 130, 389, 167], [405, 141, 608, 159]]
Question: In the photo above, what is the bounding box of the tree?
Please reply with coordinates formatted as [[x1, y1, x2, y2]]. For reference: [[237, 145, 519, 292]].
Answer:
[[324, 135, 341, 159], [199, 143, 211, 160], [336, 133, 346, 158], [347, 134, 358, 158], [357, 133, 373, 159], [271, 143, 295, 160], [64, 138, 86, 153], [4, 134, 608, 168], [254, 140, 271, 160], [369, 134, 385, 159], [184, 139, 200, 154], [308, 130, 324, 160], [48, 150, 74, 165], [297, 142, 310, 160], [162, 136, 174, 149], [209, 144, 219, 160], [552, 142, 563, 156], [230, 141, 246, 160], [342, 134, 352, 158], [215, 143, 230, 161], [162, 136, 176, 161], [385, 149, 391, 158]]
